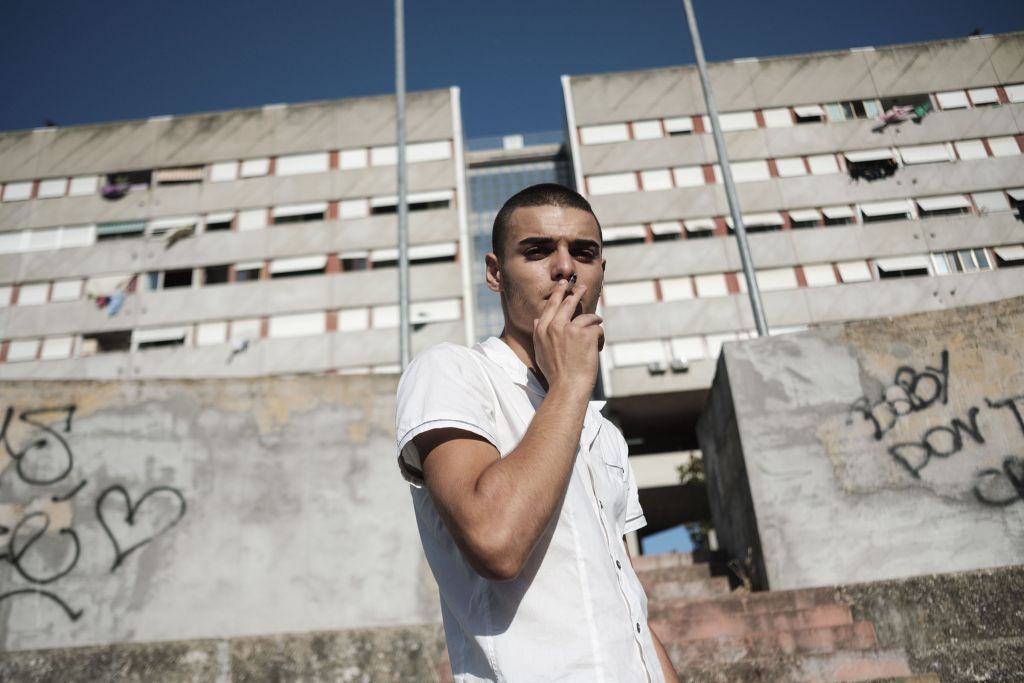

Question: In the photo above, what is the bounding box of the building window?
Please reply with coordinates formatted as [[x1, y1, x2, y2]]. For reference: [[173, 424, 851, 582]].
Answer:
[[204, 265, 230, 285], [936, 90, 970, 110], [683, 218, 715, 238], [825, 100, 876, 121], [204, 212, 234, 232], [40, 337, 74, 360], [822, 206, 856, 226], [587, 172, 639, 195], [96, 220, 146, 241], [728, 212, 783, 233], [135, 326, 189, 350], [268, 312, 326, 339], [580, 123, 630, 145], [610, 340, 666, 369], [68, 175, 98, 196], [371, 243, 457, 268], [234, 261, 262, 282], [632, 120, 663, 140], [196, 322, 228, 346], [650, 221, 681, 241], [269, 255, 327, 279], [660, 276, 693, 301], [718, 111, 758, 131], [239, 158, 270, 178], [932, 249, 992, 274], [663, 117, 693, 136], [762, 108, 792, 128], [339, 149, 368, 169], [370, 190, 452, 214], [845, 149, 898, 181], [802, 264, 838, 287], [209, 161, 239, 182], [408, 141, 452, 163], [860, 200, 913, 223], [602, 281, 657, 306], [103, 170, 151, 198], [340, 250, 369, 271], [17, 283, 49, 306], [338, 308, 370, 332], [967, 87, 999, 106], [788, 209, 821, 229], [81, 330, 131, 355], [694, 273, 729, 298], [275, 152, 329, 176], [1, 182, 33, 202], [806, 155, 840, 175], [954, 139, 988, 160], [793, 105, 825, 124], [162, 269, 194, 289], [879, 94, 932, 113], [899, 144, 953, 165], [971, 191, 1010, 214], [155, 166, 204, 184], [37, 178, 67, 199], [875, 255, 931, 279], [640, 169, 673, 191], [717, 160, 770, 183], [775, 157, 807, 177], [671, 166, 704, 187], [988, 137, 1022, 157], [836, 261, 873, 283], [603, 225, 647, 246], [737, 268, 798, 292], [993, 245, 1024, 268], [916, 195, 971, 218], [5, 340, 39, 362], [272, 202, 327, 224], [50, 279, 82, 302]]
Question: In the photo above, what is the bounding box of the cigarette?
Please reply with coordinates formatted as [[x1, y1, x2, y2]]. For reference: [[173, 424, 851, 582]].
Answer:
[[565, 273, 578, 294]]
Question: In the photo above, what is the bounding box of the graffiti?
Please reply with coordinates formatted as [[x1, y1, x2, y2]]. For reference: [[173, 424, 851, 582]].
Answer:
[[847, 350, 949, 440], [97, 485, 187, 572], [0, 404, 187, 622], [847, 354, 1024, 506]]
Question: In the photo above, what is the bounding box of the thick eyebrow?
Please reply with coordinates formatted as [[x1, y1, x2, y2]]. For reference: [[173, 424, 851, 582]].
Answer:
[[516, 237, 602, 252]]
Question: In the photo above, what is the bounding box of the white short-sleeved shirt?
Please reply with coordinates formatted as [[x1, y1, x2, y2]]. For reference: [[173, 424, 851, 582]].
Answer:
[[396, 337, 662, 683]]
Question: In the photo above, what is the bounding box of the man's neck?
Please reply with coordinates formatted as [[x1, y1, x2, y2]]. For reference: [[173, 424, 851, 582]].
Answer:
[[498, 327, 548, 390]]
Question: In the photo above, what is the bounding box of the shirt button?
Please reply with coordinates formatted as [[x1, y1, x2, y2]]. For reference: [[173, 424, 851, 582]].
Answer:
[[636, 623, 641, 633], [615, 560, 622, 569], [599, 500, 604, 509]]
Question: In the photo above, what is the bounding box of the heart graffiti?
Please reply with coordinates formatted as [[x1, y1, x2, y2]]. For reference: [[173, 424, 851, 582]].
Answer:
[[95, 485, 187, 572]]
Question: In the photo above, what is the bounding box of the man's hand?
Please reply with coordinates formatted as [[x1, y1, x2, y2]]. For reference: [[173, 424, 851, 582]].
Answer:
[[533, 278, 604, 397]]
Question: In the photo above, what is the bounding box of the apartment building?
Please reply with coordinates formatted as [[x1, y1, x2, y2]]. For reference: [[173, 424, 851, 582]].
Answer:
[[563, 33, 1024, 465], [0, 88, 475, 378]]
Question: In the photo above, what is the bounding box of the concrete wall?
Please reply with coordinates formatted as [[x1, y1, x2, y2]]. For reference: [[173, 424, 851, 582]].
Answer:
[[0, 376, 438, 651], [697, 296, 1024, 590]]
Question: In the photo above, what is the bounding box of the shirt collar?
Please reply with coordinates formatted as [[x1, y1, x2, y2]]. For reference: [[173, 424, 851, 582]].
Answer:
[[477, 336, 549, 394]]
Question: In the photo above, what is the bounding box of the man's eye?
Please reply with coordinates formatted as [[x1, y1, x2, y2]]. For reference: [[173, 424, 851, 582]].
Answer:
[[524, 248, 546, 258], [575, 250, 596, 261]]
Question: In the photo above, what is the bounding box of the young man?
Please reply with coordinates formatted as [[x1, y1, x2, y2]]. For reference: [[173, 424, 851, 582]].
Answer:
[[396, 184, 679, 682]]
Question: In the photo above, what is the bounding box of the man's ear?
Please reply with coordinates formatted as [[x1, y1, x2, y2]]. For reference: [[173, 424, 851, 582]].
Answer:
[[485, 252, 502, 293]]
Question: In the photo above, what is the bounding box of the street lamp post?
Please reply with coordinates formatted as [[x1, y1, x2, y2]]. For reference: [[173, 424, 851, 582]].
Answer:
[[395, 0, 412, 369]]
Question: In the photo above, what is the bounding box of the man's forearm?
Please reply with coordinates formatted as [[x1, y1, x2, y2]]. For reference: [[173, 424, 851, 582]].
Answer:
[[468, 383, 590, 577], [650, 625, 680, 683]]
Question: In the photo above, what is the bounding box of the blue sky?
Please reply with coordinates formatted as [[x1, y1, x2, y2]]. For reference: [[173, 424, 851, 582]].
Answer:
[[1, 1, 1022, 140]]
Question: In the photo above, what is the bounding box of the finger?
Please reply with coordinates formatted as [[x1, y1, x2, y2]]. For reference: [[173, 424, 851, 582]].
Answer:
[[569, 313, 603, 327], [539, 279, 570, 327], [555, 283, 587, 322]]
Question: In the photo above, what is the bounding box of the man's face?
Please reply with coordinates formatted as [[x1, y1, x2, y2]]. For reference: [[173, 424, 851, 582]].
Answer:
[[486, 205, 605, 337]]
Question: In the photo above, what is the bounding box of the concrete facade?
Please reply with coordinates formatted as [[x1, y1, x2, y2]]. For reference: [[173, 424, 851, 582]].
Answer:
[[0, 89, 475, 377], [0, 376, 438, 651], [697, 296, 1024, 590]]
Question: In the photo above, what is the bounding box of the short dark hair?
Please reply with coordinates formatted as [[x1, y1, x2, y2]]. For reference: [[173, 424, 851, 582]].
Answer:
[[491, 183, 602, 258]]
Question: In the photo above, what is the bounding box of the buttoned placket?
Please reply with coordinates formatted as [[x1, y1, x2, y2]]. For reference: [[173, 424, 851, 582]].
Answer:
[[578, 405, 655, 682]]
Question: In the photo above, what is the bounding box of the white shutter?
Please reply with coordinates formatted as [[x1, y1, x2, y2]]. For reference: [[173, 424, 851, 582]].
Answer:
[[40, 337, 73, 360], [670, 336, 705, 361], [196, 322, 228, 346], [68, 175, 98, 196], [821, 205, 855, 219], [650, 221, 681, 236], [2, 182, 32, 202], [209, 161, 239, 182], [954, 139, 988, 160], [726, 212, 783, 229], [993, 245, 1024, 262], [683, 218, 716, 233], [663, 117, 693, 134], [611, 340, 665, 368], [268, 312, 325, 338], [728, 160, 770, 183], [135, 326, 188, 344], [916, 195, 970, 212], [239, 158, 270, 177], [61, 225, 96, 248], [807, 154, 839, 174], [269, 255, 327, 274], [967, 87, 998, 105], [788, 209, 821, 223], [339, 199, 369, 219], [718, 111, 758, 131], [603, 281, 657, 306], [0, 231, 24, 253], [640, 169, 673, 191], [672, 166, 704, 187], [845, 148, 895, 163], [603, 225, 647, 243], [149, 215, 199, 233], [836, 261, 872, 283], [860, 200, 912, 218], [802, 264, 838, 287], [988, 137, 1021, 157], [775, 158, 807, 177], [25, 228, 61, 251], [971, 191, 1010, 213], [410, 242, 457, 260], [230, 318, 262, 341], [762, 108, 793, 127], [587, 173, 638, 195], [408, 140, 451, 162], [412, 299, 461, 323], [237, 209, 267, 231], [705, 333, 738, 359], [409, 189, 454, 204], [338, 308, 370, 332], [6, 340, 39, 362], [660, 277, 694, 301], [631, 120, 663, 140], [37, 178, 66, 198], [17, 283, 49, 305], [875, 255, 930, 273], [0, 285, 11, 306], [205, 211, 235, 225], [755, 267, 798, 291], [936, 91, 969, 109], [271, 202, 327, 219], [694, 273, 728, 298], [339, 149, 368, 169], [580, 124, 630, 145], [50, 279, 81, 301], [276, 152, 329, 176], [370, 145, 397, 166], [1006, 84, 1024, 103], [793, 105, 824, 118], [372, 304, 399, 329], [900, 144, 953, 164]]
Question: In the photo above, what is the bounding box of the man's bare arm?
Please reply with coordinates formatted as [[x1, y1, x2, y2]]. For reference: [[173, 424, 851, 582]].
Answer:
[[415, 280, 602, 581], [622, 541, 681, 682]]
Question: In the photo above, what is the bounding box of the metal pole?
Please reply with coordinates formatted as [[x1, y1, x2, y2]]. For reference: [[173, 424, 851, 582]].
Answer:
[[681, 0, 769, 336], [395, 0, 412, 369]]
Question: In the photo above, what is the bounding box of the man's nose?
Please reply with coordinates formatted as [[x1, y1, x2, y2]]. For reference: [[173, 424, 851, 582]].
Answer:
[[551, 246, 574, 281]]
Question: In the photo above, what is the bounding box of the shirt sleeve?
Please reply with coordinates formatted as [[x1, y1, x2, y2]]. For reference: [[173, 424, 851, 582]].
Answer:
[[395, 343, 500, 486]]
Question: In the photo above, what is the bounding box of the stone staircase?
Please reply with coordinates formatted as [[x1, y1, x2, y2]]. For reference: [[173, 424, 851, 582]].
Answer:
[[636, 552, 940, 683]]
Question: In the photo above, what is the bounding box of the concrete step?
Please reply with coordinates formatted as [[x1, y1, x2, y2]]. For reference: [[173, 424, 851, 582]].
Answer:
[[649, 576, 732, 601], [631, 551, 697, 572], [635, 562, 713, 591], [649, 586, 838, 621], [669, 621, 879, 664], [674, 648, 914, 683], [653, 602, 854, 642], [848, 676, 941, 683], [912, 635, 1024, 683]]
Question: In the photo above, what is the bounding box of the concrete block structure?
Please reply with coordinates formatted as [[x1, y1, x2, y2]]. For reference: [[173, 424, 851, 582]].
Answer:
[[562, 34, 1024, 506], [0, 89, 475, 378], [698, 296, 1024, 591]]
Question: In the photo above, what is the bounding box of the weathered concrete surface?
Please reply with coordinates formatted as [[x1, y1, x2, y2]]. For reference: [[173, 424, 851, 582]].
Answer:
[[0, 377, 440, 651], [0, 623, 450, 683], [698, 296, 1024, 590], [839, 564, 1024, 683]]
